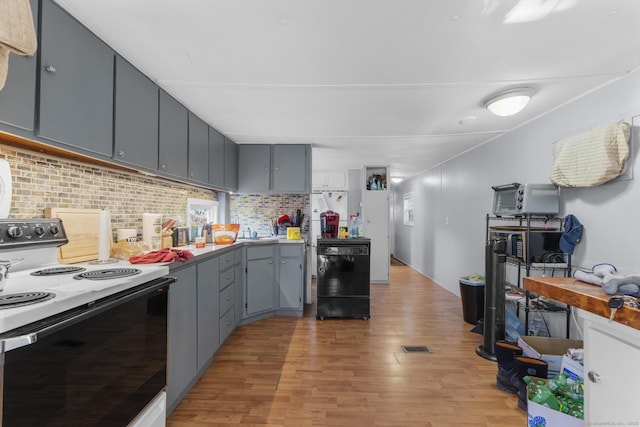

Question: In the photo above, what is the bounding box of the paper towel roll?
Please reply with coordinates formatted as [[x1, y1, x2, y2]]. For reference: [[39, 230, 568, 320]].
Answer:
[[98, 209, 111, 261], [143, 213, 162, 251], [116, 228, 136, 243]]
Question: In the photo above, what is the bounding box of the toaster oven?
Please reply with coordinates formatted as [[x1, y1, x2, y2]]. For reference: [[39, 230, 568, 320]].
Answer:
[[492, 183, 559, 216]]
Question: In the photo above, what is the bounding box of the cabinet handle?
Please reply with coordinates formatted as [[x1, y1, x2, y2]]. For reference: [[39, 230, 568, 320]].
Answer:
[[226, 321, 231, 326], [160, 164, 166, 170], [587, 371, 601, 383], [275, 166, 280, 171], [269, 260, 273, 264], [190, 172, 194, 177], [281, 260, 285, 264], [118, 151, 125, 158], [226, 297, 231, 301], [44, 65, 56, 73]]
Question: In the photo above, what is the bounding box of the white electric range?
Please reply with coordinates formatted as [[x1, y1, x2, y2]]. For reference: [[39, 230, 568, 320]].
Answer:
[[0, 218, 169, 334], [0, 218, 172, 426]]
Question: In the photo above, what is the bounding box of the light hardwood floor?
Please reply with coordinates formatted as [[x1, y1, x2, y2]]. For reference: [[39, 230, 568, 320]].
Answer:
[[167, 264, 526, 426]]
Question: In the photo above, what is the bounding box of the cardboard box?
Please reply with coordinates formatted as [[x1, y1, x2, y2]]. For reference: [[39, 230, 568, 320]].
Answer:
[[518, 336, 583, 378], [528, 400, 583, 427], [560, 354, 584, 382]]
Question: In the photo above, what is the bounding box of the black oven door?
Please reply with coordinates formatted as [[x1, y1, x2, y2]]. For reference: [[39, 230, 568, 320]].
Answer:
[[0, 276, 173, 427]]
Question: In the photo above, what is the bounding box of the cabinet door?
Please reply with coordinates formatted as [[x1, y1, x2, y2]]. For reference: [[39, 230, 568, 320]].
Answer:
[[167, 266, 198, 411], [279, 247, 303, 309], [208, 127, 225, 189], [159, 90, 188, 178], [188, 113, 209, 184], [38, 0, 114, 157], [238, 144, 270, 193], [362, 190, 390, 283], [273, 145, 308, 193], [197, 258, 220, 371], [0, 0, 37, 131], [584, 314, 640, 424], [246, 246, 275, 315], [224, 137, 238, 191], [113, 56, 159, 170], [234, 248, 245, 322]]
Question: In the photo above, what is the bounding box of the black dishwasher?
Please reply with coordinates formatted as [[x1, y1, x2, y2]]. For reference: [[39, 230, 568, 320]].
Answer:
[[316, 238, 370, 320]]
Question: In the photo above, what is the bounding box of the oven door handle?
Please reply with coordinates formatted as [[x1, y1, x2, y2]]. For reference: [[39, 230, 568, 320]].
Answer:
[[0, 332, 37, 353]]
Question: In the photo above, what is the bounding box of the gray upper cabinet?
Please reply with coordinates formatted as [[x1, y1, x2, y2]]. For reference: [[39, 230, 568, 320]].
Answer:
[[273, 145, 309, 193], [159, 90, 188, 179], [238, 144, 270, 193], [224, 137, 238, 192], [0, 0, 37, 132], [113, 56, 158, 171], [208, 127, 225, 189], [38, 0, 114, 158], [188, 112, 209, 184], [238, 144, 311, 194]]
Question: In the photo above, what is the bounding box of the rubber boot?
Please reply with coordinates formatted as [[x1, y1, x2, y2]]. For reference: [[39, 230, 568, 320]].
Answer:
[[494, 341, 522, 394], [515, 356, 548, 410]]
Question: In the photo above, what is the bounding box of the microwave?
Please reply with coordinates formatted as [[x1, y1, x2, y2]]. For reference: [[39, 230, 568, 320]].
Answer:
[[492, 183, 559, 216], [506, 231, 563, 263]]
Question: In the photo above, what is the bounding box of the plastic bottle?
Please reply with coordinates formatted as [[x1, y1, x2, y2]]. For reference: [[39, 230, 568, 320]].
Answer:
[[528, 311, 550, 336], [349, 215, 357, 238], [356, 212, 364, 237], [523, 376, 561, 411]]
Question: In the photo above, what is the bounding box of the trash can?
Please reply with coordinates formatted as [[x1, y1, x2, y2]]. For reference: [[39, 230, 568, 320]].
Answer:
[[459, 276, 485, 325]]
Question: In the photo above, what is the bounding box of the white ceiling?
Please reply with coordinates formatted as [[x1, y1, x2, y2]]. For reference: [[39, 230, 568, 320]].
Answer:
[[54, 0, 640, 180]]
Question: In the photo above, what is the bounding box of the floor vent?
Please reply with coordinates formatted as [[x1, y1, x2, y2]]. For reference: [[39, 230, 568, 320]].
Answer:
[[401, 345, 431, 353]]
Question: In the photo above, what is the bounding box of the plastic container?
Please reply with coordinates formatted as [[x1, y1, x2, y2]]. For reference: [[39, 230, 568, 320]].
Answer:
[[459, 276, 485, 325], [211, 224, 240, 245]]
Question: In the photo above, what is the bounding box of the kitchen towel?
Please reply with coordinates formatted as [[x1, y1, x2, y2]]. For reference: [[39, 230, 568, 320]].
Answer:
[[0, 0, 38, 91], [129, 248, 194, 264], [142, 213, 162, 251]]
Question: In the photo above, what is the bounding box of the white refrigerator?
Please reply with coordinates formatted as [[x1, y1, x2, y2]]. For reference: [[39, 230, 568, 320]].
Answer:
[[310, 191, 349, 277]]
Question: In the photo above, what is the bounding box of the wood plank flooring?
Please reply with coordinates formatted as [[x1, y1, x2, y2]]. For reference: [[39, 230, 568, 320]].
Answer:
[[167, 265, 526, 426]]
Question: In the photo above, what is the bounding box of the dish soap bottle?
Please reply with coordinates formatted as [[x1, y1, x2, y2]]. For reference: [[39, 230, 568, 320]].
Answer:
[[356, 212, 364, 237]]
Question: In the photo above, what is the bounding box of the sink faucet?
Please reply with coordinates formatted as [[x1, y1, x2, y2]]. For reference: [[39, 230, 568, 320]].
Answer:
[[246, 227, 251, 238]]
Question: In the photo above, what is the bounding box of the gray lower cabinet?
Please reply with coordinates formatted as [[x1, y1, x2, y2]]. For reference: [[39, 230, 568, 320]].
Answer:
[[167, 265, 198, 413], [197, 257, 220, 372], [208, 127, 225, 189], [188, 112, 209, 184], [159, 90, 188, 179], [113, 56, 159, 170], [219, 251, 235, 343], [224, 137, 239, 192], [234, 248, 245, 322], [246, 245, 275, 316], [0, 0, 37, 131], [38, 0, 114, 158], [278, 244, 304, 312]]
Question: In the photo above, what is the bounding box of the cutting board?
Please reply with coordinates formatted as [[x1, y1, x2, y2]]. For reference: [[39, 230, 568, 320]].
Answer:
[[44, 207, 104, 263]]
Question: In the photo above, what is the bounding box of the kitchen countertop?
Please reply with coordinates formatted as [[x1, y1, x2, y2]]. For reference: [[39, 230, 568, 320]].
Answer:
[[523, 276, 640, 331], [168, 237, 305, 271]]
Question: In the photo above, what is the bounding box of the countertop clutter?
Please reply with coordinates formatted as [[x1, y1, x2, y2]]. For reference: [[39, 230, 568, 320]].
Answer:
[[523, 276, 640, 330]]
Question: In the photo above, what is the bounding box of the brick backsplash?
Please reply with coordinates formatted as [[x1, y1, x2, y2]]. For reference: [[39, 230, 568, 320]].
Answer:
[[2, 145, 216, 233], [230, 194, 310, 238], [1, 144, 309, 240]]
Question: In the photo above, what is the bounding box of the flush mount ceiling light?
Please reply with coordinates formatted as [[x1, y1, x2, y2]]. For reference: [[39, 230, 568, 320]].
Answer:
[[483, 88, 535, 117]]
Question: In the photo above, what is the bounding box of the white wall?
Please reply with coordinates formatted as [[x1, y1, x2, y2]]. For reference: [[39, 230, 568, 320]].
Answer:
[[392, 69, 640, 300]]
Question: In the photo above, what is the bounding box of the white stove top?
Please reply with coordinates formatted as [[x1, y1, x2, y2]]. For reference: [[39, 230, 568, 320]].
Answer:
[[0, 259, 170, 334]]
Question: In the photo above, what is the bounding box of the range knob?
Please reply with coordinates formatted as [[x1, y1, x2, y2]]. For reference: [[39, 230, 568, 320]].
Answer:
[[34, 226, 45, 237], [49, 224, 60, 235], [7, 226, 23, 239]]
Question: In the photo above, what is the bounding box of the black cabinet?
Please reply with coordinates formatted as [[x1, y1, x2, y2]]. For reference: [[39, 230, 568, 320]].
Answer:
[[208, 127, 225, 189], [224, 137, 238, 192], [188, 112, 209, 184], [113, 56, 159, 170], [38, 0, 114, 157], [0, 0, 37, 132], [159, 90, 188, 179]]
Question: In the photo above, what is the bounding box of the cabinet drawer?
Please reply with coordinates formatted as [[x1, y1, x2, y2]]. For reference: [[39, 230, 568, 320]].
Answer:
[[219, 267, 234, 290], [247, 245, 274, 260], [219, 284, 234, 317], [219, 251, 234, 271], [219, 307, 235, 344], [280, 245, 302, 257]]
